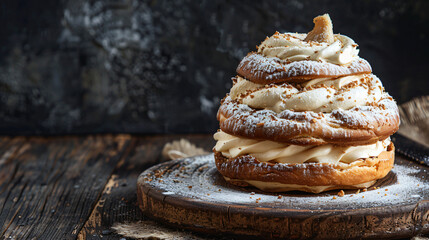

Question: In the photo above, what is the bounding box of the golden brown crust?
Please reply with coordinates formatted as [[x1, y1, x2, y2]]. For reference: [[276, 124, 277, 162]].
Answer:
[[217, 95, 400, 146], [304, 14, 335, 43], [214, 143, 395, 188], [236, 53, 372, 85]]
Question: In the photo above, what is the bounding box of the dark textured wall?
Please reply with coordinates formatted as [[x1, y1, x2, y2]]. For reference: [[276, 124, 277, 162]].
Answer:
[[0, 0, 428, 135]]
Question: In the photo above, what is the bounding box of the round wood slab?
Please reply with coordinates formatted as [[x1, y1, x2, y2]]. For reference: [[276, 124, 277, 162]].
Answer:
[[137, 154, 429, 239]]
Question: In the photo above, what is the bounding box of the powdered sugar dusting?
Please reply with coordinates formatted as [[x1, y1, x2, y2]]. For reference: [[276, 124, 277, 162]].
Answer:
[[237, 53, 372, 83], [218, 94, 399, 144], [139, 154, 428, 210]]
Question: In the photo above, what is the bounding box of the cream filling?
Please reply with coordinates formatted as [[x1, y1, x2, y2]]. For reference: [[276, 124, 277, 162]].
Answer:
[[258, 33, 359, 65], [224, 177, 375, 193], [229, 74, 383, 113], [214, 130, 390, 165]]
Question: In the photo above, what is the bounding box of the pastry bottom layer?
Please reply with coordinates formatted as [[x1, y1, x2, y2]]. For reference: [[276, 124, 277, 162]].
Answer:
[[214, 143, 394, 193], [224, 177, 375, 193]]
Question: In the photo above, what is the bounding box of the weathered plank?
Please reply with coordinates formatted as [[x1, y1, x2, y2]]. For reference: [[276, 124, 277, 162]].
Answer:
[[0, 136, 27, 164], [0, 137, 28, 196], [0, 135, 132, 239], [77, 134, 215, 239]]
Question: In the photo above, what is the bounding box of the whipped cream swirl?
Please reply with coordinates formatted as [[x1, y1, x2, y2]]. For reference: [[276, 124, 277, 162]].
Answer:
[[258, 33, 359, 65], [214, 130, 390, 165], [230, 74, 383, 113]]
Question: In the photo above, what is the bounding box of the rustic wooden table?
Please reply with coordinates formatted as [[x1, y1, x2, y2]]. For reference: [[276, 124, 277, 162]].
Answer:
[[1, 134, 428, 239], [0, 134, 215, 239]]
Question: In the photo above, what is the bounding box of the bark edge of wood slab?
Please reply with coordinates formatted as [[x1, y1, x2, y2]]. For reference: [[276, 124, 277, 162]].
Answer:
[[137, 154, 429, 239]]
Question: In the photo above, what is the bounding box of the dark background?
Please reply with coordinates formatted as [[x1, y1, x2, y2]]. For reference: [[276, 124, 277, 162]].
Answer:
[[0, 0, 428, 135]]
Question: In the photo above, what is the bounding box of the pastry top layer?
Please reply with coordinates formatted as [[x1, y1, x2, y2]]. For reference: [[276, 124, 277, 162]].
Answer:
[[237, 53, 371, 85]]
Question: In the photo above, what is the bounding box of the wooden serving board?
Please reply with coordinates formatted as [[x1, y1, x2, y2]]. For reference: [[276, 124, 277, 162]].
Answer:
[[137, 154, 429, 239]]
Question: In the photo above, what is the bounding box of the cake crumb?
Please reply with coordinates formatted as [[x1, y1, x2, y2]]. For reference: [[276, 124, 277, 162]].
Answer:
[[304, 14, 334, 43], [337, 190, 345, 197], [277, 195, 282, 199], [356, 189, 361, 194], [188, 186, 192, 189], [332, 196, 337, 200], [363, 188, 367, 192]]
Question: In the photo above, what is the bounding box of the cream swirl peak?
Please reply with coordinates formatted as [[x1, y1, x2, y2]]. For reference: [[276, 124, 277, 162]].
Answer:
[[229, 74, 383, 113], [257, 14, 359, 65], [257, 32, 359, 65]]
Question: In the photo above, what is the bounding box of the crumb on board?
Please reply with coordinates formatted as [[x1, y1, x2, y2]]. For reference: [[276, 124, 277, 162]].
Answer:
[[337, 190, 345, 197]]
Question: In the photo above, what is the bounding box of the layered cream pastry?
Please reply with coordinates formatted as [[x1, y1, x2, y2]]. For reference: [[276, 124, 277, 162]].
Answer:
[[213, 14, 399, 193]]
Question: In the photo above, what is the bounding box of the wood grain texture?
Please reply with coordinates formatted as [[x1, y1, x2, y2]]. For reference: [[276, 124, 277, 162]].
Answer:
[[138, 154, 429, 239], [398, 95, 429, 148], [77, 135, 215, 239], [0, 135, 131, 239]]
